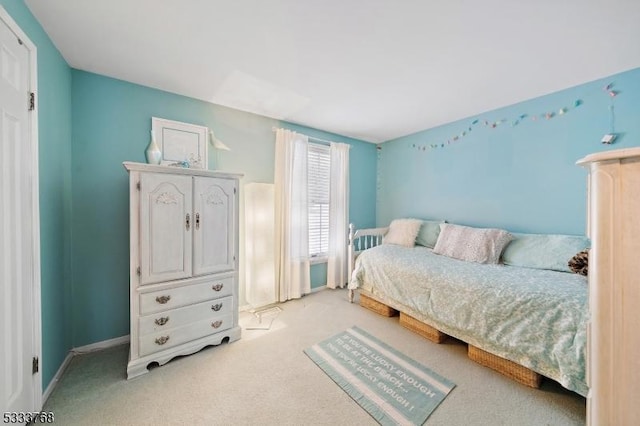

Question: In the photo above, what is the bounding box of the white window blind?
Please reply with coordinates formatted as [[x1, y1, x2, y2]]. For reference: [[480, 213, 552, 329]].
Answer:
[[308, 143, 330, 257]]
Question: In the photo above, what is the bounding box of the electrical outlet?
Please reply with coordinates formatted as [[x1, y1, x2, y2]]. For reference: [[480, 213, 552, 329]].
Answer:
[[601, 134, 616, 144]]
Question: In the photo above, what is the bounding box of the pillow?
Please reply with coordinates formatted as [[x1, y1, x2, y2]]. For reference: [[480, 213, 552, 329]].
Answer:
[[383, 218, 422, 247], [502, 233, 590, 273], [568, 249, 589, 276], [415, 220, 445, 248], [433, 223, 513, 264]]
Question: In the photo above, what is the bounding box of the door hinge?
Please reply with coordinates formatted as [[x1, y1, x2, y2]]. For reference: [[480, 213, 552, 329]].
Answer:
[[136, 266, 141, 276], [234, 187, 236, 194], [136, 181, 141, 190], [32, 356, 39, 374], [28, 92, 35, 111]]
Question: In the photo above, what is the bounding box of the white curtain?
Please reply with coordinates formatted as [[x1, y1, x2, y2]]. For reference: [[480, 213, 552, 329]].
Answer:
[[274, 129, 311, 301], [326, 142, 350, 289]]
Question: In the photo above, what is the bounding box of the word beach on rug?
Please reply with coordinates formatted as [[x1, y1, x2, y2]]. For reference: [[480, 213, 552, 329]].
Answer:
[[305, 326, 455, 426]]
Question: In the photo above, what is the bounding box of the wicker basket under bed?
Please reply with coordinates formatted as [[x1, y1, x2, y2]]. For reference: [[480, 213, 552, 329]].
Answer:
[[359, 293, 398, 317], [399, 312, 447, 343], [358, 290, 543, 389], [468, 344, 542, 388]]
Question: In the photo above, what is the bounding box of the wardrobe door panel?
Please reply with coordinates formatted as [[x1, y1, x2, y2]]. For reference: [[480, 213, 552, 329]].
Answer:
[[140, 173, 193, 284], [193, 176, 236, 276]]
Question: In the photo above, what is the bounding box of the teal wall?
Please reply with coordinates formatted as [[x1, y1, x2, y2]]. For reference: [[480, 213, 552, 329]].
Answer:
[[0, 1, 73, 389], [70, 70, 377, 346], [377, 67, 640, 235]]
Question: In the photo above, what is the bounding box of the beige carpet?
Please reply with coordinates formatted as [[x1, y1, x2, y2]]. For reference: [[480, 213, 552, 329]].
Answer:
[[44, 288, 585, 425]]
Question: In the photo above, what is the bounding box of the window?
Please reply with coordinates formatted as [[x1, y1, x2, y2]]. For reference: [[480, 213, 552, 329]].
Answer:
[[308, 143, 330, 258]]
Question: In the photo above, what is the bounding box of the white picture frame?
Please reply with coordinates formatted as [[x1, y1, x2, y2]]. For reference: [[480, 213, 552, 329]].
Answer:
[[151, 117, 208, 169]]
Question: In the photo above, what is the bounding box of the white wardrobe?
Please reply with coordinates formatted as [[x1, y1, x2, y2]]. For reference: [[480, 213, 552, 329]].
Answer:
[[123, 162, 242, 378], [577, 147, 640, 426]]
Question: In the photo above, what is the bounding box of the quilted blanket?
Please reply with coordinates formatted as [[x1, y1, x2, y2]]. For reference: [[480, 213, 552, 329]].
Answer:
[[349, 244, 588, 396]]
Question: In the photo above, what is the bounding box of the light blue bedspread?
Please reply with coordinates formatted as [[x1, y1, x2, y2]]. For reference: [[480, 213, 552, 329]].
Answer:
[[350, 244, 588, 396]]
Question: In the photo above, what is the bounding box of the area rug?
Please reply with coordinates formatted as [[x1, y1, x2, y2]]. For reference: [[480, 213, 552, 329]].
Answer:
[[304, 326, 455, 426]]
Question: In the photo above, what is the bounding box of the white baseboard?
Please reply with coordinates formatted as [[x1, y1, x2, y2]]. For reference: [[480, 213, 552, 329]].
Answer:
[[71, 334, 130, 355], [42, 352, 73, 404]]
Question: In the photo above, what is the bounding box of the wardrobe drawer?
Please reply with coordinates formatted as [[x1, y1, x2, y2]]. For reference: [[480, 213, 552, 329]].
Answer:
[[140, 276, 233, 315], [139, 313, 233, 357], [139, 296, 233, 335]]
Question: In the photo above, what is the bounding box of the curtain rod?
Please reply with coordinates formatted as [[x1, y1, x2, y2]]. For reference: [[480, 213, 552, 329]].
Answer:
[[309, 137, 332, 146], [271, 127, 337, 146]]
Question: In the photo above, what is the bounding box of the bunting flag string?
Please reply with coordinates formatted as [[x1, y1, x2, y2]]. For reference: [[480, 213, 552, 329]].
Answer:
[[411, 98, 585, 151]]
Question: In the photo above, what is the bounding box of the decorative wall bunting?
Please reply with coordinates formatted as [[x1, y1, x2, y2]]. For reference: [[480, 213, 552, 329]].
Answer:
[[411, 98, 584, 151], [376, 145, 383, 189]]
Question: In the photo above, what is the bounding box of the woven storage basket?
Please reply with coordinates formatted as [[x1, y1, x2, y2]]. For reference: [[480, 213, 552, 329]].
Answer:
[[399, 312, 447, 343], [359, 294, 398, 317], [468, 345, 542, 388]]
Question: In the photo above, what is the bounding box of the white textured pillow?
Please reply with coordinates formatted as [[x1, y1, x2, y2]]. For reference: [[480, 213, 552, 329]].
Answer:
[[383, 218, 422, 247], [433, 223, 513, 264]]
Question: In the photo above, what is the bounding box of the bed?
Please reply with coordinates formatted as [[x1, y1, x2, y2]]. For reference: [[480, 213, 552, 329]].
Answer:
[[347, 222, 589, 396]]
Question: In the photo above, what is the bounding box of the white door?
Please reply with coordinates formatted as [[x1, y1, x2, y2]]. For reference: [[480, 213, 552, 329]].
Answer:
[[140, 173, 193, 285], [0, 10, 39, 419], [193, 177, 236, 276]]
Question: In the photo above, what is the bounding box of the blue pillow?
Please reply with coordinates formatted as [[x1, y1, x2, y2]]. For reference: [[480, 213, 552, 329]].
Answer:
[[415, 220, 445, 248], [501, 233, 590, 272]]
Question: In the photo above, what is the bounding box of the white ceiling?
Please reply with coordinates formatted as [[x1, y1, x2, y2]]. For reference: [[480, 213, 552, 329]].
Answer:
[[25, 0, 640, 143]]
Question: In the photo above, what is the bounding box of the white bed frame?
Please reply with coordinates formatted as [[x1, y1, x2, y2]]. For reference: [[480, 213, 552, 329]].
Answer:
[[347, 223, 388, 302]]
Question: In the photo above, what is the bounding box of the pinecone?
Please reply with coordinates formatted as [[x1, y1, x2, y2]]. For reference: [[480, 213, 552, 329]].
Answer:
[[568, 249, 589, 276]]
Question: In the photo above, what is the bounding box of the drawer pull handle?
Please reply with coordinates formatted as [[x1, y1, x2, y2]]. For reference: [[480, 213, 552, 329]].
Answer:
[[155, 295, 171, 304], [155, 316, 169, 326], [211, 303, 223, 312], [211, 320, 223, 329], [155, 336, 170, 345], [212, 283, 224, 292], [186, 213, 190, 231]]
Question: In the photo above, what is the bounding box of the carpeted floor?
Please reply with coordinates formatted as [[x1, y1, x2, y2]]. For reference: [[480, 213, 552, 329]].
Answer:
[[43, 288, 585, 425]]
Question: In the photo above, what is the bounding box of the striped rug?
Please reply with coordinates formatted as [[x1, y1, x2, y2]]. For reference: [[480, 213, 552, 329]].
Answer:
[[305, 326, 455, 426]]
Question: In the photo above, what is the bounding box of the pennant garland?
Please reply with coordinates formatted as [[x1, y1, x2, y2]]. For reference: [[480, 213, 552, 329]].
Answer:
[[376, 145, 383, 191], [411, 80, 625, 151], [412, 98, 584, 151], [604, 82, 618, 98]]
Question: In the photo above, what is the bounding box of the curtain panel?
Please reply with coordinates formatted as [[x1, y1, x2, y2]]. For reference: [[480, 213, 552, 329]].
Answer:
[[327, 142, 350, 289], [274, 129, 311, 301]]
